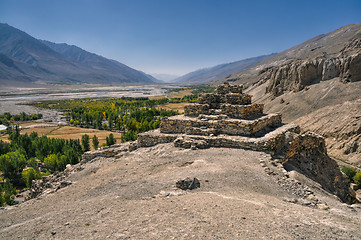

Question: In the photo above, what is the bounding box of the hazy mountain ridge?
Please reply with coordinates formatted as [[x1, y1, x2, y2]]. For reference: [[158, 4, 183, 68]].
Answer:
[[0, 23, 157, 86], [172, 54, 275, 84]]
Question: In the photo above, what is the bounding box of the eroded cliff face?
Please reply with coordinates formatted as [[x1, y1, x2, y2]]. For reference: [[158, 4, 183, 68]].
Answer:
[[262, 38, 361, 96]]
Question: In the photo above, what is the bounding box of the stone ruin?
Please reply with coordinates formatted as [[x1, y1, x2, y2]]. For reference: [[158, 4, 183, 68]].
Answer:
[[137, 82, 356, 204], [138, 82, 300, 151]]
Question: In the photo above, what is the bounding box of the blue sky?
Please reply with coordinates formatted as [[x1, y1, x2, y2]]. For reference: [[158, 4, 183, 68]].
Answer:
[[1, 0, 361, 76]]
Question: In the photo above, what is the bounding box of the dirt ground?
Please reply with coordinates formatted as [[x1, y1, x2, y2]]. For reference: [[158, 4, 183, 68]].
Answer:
[[1, 143, 360, 239]]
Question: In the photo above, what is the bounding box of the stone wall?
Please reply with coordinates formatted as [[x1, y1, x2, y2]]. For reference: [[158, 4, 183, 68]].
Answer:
[[184, 102, 263, 118], [184, 103, 210, 117], [160, 113, 281, 136], [137, 131, 177, 147], [216, 82, 243, 94], [220, 103, 263, 119]]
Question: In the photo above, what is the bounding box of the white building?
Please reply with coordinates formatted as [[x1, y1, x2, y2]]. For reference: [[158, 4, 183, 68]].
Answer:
[[0, 124, 7, 133]]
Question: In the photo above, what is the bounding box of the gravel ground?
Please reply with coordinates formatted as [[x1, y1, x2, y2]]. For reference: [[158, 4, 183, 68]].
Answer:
[[1, 143, 360, 239]]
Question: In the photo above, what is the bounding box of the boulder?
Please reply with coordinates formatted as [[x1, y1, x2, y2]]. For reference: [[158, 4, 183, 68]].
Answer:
[[176, 177, 200, 190]]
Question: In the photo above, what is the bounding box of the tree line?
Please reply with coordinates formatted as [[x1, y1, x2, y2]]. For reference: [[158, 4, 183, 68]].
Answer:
[[32, 97, 180, 142], [0, 126, 117, 206], [0, 112, 43, 126]]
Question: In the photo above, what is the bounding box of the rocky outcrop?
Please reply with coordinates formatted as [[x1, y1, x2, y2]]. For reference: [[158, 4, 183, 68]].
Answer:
[[282, 133, 355, 204], [26, 168, 74, 200], [264, 52, 361, 96], [175, 177, 200, 190]]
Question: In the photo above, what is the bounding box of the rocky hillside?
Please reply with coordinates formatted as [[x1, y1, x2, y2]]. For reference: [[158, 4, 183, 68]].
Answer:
[[0, 23, 157, 86], [293, 99, 361, 166], [172, 54, 274, 84], [215, 23, 361, 90], [214, 23, 361, 163]]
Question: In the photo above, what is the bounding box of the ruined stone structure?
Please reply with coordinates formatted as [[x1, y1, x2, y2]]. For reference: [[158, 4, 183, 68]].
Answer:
[[138, 82, 300, 151], [136, 82, 355, 203]]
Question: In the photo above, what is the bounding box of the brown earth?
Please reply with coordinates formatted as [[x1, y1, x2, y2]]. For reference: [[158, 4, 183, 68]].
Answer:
[[1, 143, 360, 239]]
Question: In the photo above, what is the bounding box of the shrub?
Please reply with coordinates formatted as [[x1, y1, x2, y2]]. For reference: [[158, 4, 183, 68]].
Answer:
[[81, 134, 90, 152], [92, 135, 99, 150], [22, 167, 41, 188], [341, 166, 357, 182], [0, 180, 16, 206], [57, 155, 68, 171], [44, 154, 59, 171], [0, 151, 27, 185], [106, 133, 116, 146], [354, 172, 361, 187]]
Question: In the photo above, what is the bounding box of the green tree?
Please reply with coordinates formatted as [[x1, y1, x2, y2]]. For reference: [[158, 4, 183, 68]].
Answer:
[[92, 135, 99, 150], [22, 167, 41, 188], [44, 154, 59, 171], [354, 172, 361, 187], [81, 134, 90, 152], [106, 133, 116, 146], [0, 151, 27, 185], [0, 140, 11, 155], [341, 166, 357, 182], [0, 180, 16, 206]]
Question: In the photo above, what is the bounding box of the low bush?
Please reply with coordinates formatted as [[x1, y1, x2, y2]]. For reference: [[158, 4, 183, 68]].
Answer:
[[354, 172, 361, 187], [340, 166, 357, 182], [22, 167, 41, 188]]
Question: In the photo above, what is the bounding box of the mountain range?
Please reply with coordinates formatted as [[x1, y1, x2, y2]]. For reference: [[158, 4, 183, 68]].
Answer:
[[171, 54, 275, 84], [0, 23, 157, 87]]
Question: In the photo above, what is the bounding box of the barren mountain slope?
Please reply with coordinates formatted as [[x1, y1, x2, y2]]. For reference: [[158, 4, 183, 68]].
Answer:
[[1, 144, 360, 239], [245, 79, 361, 164], [213, 23, 361, 88], [0, 23, 156, 85], [293, 99, 361, 165]]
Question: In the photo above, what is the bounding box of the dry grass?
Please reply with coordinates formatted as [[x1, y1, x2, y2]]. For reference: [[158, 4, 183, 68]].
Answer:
[[167, 89, 192, 98], [148, 95, 166, 100], [158, 103, 192, 114], [8, 125, 122, 150]]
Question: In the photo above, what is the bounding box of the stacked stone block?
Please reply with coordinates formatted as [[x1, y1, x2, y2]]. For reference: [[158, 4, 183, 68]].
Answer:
[[184, 82, 257, 118], [138, 82, 297, 149], [161, 82, 278, 137]]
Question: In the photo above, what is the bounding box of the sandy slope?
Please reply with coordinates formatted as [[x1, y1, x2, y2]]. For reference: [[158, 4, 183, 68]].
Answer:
[[1, 143, 360, 239]]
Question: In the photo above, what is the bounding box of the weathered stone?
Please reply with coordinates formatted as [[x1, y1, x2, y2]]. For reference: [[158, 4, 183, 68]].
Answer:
[[176, 177, 200, 190], [224, 93, 252, 105], [282, 133, 356, 204], [264, 51, 361, 97], [220, 103, 263, 119], [198, 93, 222, 108], [184, 103, 210, 117], [216, 82, 243, 94], [138, 131, 177, 147], [160, 113, 281, 137], [60, 180, 72, 188]]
